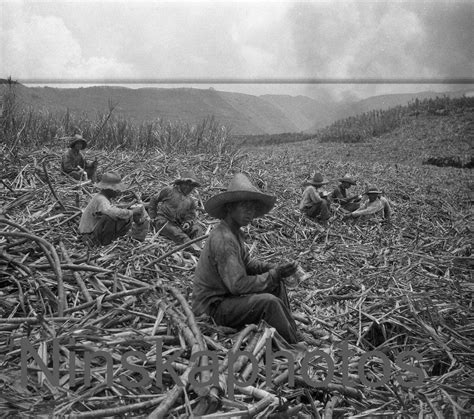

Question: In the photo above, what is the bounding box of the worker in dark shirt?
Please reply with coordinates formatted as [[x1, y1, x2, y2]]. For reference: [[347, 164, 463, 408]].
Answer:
[[192, 173, 300, 344], [330, 174, 361, 212], [148, 171, 203, 251], [61, 134, 97, 182]]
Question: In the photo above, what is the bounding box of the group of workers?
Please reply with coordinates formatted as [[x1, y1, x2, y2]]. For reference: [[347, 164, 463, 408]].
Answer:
[[61, 134, 393, 346], [300, 172, 392, 226]]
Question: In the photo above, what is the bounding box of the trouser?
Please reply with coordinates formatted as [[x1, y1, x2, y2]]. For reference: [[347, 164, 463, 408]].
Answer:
[[130, 218, 150, 242], [66, 162, 98, 182], [209, 284, 298, 344], [342, 201, 360, 212], [302, 200, 331, 221], [154, 218, 203, 245], [82, 215, 131, 246]]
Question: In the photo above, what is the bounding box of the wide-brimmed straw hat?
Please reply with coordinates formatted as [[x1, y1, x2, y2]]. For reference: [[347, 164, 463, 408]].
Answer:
[[69, 134, 88, 149], [174, 170, 201, 187], [96, 172, 128, 192], [365, 186, 382, 195], [338, 174, 356, 185], [205, 173, 276, 219], [303, 172, 329, 187]]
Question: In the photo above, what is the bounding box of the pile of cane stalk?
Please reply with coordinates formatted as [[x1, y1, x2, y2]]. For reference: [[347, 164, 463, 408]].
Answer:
[[1, 139, 472, 418]]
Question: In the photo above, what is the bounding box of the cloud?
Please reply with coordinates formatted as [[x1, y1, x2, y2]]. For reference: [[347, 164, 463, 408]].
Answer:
[[103, 2, 296, 78], [1, 1, 471, 100], [286, 1, 472, 99], [1, 2, 298, 80], [0, 2, 135, 79], [409, 2, 473, 77], [288, 2, 428, 78]]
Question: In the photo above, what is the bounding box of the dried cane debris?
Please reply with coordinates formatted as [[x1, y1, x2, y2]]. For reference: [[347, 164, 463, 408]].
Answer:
[[0, 143, 473, 418]]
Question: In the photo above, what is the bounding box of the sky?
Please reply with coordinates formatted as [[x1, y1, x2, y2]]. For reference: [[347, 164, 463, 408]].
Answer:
[[1, 0, 473, 101]]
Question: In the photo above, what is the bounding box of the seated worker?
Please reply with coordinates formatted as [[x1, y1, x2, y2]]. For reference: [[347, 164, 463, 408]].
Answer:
[[78, 172, 148, 246], [299, 172, 331, 226], [148, 171, 203, 247], [192, 173, 300, 344], [344, 186, 392, 222], [61, 134, 98, 182], [330, 174, 362, 212]]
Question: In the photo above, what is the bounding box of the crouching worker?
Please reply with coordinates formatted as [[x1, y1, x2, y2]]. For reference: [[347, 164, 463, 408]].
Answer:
[[330, 174, 362, 213], [299, 172, 331, 226], [61, 134, 98, 182], [148, 171, 203, 248], [344, 186, 392, 222], [78, 172, 148, 246], [192, 173, 300, 344]]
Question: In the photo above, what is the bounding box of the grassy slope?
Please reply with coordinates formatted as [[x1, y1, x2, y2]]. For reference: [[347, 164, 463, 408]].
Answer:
[[255, 110, 473, 167], [8, 85, 298, 135], [215, 90, 299, 134], [305, 89, 473, 133], [260, 94, 338, 132]]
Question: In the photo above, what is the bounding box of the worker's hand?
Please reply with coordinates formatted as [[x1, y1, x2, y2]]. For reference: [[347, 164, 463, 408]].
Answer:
[[181, 222, 191, 231], [132, 206, 144, 222], [132, 206, 144, 215], [274, 262, 298, 279]]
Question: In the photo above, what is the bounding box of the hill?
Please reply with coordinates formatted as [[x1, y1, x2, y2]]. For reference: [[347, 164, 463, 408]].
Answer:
[[8, 85, 298, 135], [260, 94, 339, 131], [3, 82, 472, 136], [305, 89, 473, 133]]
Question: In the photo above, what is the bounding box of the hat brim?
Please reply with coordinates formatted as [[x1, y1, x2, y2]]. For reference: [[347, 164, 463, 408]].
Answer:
[[205, 190, 276, 219], [69, 139, 87, 149], [365, 190, 382, 195], [96, 181, 128, 191], [338, 178, 356, 185], [175, 178, 201, 187], [303, 180, 329, 187]]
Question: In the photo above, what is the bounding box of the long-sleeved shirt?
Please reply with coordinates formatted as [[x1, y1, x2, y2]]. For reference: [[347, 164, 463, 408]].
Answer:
[[79, 193, 133, 234], [352, 196, 392, 219], [192, 221, 275, 316], [299, 185, 324, 211], [330, 185, 347, 203], [61, 149, 86, 173], [331, 185, 361, 207], [148, 185, 197, 225]]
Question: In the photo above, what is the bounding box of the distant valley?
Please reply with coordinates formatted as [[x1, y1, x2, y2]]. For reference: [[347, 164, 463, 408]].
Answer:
[[1, 81, 471, 135]]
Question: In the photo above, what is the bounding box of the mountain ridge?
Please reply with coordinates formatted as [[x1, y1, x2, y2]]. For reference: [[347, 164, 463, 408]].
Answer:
[[2, 82, 471, 135]]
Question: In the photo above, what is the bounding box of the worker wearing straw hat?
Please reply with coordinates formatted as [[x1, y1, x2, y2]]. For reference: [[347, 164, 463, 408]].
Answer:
[[343, 186, 392, 221], [330, 174, 362, 213], [79, 172, 147, 246], [299, 172, 331, 226], [61, 134, 98, 182], [148, 170, 203, 250], [192, 173, 300, 344]]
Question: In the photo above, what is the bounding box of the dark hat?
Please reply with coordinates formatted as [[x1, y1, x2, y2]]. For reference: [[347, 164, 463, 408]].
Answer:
[[338, 174, 356, 185], [96, 172, 128, 192], [303, 172, 329, 187], [365, 186, 383, 195], [204, 173, 276, 219], [175, 170, 201, 187], [69, 134, 88, 149]]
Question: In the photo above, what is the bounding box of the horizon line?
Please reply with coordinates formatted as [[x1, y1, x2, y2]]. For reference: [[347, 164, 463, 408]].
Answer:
[[15, 77, 474, 85]]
